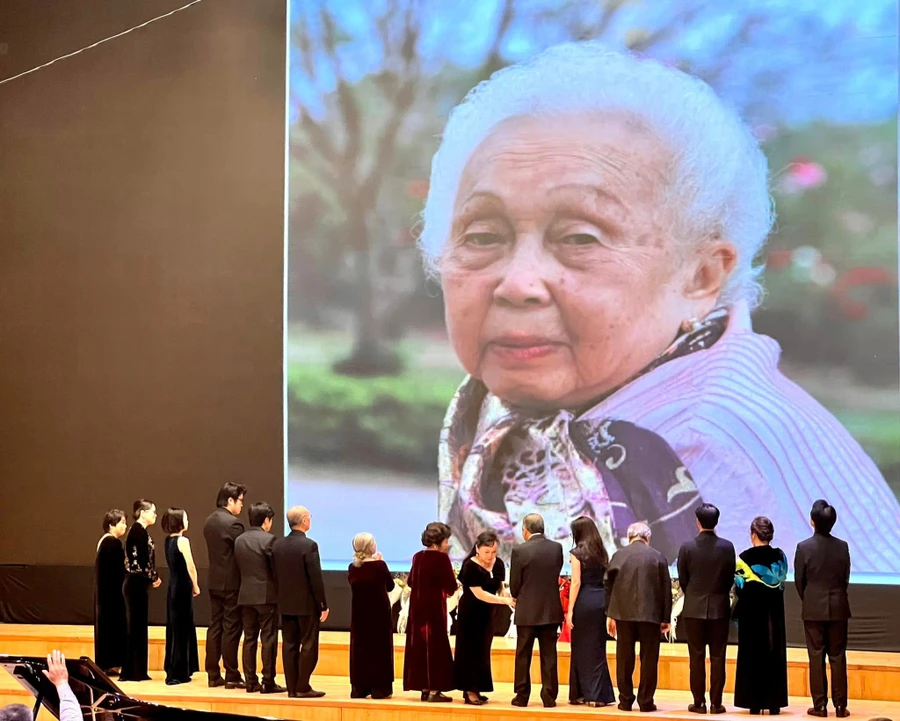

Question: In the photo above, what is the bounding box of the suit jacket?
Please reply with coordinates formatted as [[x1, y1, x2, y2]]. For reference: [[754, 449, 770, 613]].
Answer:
[[605, 540, 672, 624], [794, 532, 852, 621], [203, 507, 245, 592], [272, 529, 327, 616], [234, 526, 277, 606], [509, 534, 564, 627], [676, 531, 736, 620]]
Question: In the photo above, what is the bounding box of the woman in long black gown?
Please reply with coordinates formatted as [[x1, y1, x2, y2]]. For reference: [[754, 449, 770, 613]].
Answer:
[[565, 516, 615, 707], [94, 509, 128, 674], [348, 532, 396, 699], [162, 508, 200, 685], [734, 516, 789, 715], [120, 500, 161, 682], [453, 530, 513, 705]]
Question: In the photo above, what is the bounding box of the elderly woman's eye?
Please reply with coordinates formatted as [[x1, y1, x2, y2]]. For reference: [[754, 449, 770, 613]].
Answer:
[[464, 232, 503, 247], [561, 233, 600, 246]]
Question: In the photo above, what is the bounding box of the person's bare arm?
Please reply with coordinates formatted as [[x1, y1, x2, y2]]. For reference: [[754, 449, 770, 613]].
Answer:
[[566, 554, 581, 630], [177, 536, 200, 596], [469, 585, 514, 606]]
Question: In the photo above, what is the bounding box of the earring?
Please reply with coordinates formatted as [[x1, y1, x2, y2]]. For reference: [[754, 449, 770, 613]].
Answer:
[[680, 317, 701, 333]]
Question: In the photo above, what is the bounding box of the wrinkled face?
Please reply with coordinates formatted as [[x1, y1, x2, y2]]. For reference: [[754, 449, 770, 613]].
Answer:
[[475, 542, 499, 565], [440, 112, 733, 409]]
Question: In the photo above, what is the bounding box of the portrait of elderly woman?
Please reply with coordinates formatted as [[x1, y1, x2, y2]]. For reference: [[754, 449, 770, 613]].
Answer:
[[420, 43, 900, 572]]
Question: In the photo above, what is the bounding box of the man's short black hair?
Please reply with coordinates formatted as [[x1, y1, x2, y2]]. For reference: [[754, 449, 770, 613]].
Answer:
[[811, 500, 837, 534], [249, 502, 275, 528], [695, 503, 720, 531], [216, 482, 248, 508]]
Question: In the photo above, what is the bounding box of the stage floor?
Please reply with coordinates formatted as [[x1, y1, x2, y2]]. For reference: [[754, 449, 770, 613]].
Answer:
[[3, 670, 900, 721], [1, 625, 899, 719]]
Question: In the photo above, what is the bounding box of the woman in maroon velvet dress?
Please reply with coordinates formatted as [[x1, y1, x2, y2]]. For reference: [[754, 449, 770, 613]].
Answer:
[[403, 522, 458, 702], [348, 532, 396, 699]]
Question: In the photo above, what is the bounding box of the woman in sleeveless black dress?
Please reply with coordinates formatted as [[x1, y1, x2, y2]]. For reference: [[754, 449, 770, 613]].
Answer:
[[453, 530, 514, 705], [565, 517, 615, 707], [94, 509, 128, 674], [120, 500, 160, 682], [162, 508, 200, 685]]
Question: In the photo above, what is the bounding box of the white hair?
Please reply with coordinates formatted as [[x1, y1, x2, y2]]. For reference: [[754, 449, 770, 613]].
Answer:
[[627, 521, 652, 542], [419, 41, 774, 310]]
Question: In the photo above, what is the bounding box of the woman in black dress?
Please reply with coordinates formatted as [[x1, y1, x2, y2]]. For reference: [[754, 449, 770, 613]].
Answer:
[[453, 530, 513, 705], [162, 508, 200, 685], [733, 516, 789, 715], [94, 509, 128, 674], [120, 500, 161, 682], [565, 516, 615, 707], [348, 532, 397, 699]]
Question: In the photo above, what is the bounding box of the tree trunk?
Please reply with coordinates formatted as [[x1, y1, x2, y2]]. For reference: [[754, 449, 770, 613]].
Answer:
[[332, 215, 403, 377]]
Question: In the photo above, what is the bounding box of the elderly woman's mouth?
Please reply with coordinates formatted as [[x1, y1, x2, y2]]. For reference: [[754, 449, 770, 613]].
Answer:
[[487, 336, 564, 364]]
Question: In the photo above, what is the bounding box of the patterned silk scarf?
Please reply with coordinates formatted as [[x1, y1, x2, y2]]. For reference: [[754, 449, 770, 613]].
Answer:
[[438, 309, 729, 563]]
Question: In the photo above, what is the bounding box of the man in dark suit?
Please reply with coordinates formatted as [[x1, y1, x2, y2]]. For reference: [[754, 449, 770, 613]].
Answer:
[[234, 502, 285, 695], [509, 513, 564, 709], [676, 503, 736, 715], [272, 505, 329, 699], [605, 521, 672, 713], [795, 499, 852, 718], [202, 482, 247, 689]]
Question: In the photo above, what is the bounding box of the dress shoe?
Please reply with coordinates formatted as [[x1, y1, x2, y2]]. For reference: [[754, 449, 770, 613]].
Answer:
[[808, 708, 828, 718], [420, 691, 428, 701], [835, 708, 849, 718], [710, 706, 727, 715], [543, 699, 557, 708], [260, 683, 287, 694], [640, 704, 658, 712], [426, 692, 452, 703], [464, 695, 485, 706], [689, 703, 708, 714], [225, 680, 246, 690], [511, 697, 529, 707], [245, 683, 261, 693], [618, 701, 634, 711], [292, 689, 326, 698], [208, 678, 226, 688]]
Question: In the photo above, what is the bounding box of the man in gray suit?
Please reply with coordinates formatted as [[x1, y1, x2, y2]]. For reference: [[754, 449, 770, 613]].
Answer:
[[234, 502, 285, 695], [605, 521, 672, 713], [509, 513, 564, 708]]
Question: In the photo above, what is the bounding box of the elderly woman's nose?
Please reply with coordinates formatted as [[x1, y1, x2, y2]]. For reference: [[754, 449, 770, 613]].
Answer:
[[492, 247, 552, 307]]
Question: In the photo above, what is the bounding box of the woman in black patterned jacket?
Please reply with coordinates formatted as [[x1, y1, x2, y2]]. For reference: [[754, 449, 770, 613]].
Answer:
[[120, 499, 161, 681]]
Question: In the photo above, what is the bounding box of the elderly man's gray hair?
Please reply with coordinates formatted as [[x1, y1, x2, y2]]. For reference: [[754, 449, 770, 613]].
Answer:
[[419, 41, 773, 310], [627, 522, 652, 542], [523, 513, 545, 535], [0, 704, 33, 721]]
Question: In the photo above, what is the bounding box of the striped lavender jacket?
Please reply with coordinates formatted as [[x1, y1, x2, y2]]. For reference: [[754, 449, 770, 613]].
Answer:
[[581, 303, 900, 575]]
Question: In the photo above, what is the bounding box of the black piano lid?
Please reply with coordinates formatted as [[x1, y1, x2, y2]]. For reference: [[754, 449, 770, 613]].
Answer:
[[0, 655, 289, 720]]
